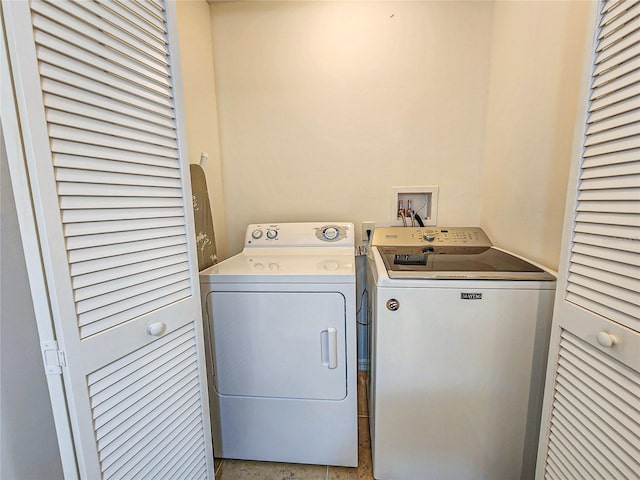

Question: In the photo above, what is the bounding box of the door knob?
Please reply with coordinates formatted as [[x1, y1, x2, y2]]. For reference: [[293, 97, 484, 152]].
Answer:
[[596, 331, 617, 348], [147, 322, 167, 337]]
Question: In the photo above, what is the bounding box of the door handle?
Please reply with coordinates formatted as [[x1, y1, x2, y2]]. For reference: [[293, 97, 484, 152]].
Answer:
[[321, 327, 338, 369], [146, 322, 166, 337]]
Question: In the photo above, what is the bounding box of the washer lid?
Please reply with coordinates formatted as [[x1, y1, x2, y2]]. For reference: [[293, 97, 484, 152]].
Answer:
[[378, 246, 555, 281], [199, 251, 355, 283]]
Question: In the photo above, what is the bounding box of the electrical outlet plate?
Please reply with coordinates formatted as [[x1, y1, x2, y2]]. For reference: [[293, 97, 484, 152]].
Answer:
[[390, 186, 439, 227], [361, 221, 375, 243]]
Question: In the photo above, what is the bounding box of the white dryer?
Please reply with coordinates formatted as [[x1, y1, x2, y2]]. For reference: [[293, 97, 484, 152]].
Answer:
[[200, 222, 357, 467], [367, 227, 556, 480]]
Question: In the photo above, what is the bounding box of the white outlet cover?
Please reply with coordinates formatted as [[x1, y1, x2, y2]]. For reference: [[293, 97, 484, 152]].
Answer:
[[361, 221, 375, 242]]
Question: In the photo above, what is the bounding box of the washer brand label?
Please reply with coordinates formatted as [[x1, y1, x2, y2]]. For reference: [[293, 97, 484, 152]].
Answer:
[[461, 293, 482, 300]]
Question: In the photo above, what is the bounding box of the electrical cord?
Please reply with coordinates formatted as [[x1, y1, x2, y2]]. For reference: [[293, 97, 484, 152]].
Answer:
[[417, 194, 427, 212], [356, 288, 369, 326], [411, 195, 428, 227]]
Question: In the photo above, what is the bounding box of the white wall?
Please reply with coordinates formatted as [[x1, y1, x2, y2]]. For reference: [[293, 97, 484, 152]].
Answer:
[[481, 0, 591, 269], [210, 1, 495, 253], [189, 1, 592, 266], [0, 128, 64, 480], [176, 0, 229, 259]]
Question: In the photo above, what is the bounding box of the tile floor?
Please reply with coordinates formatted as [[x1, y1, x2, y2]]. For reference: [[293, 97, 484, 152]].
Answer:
[[214, 371, 374, 480]]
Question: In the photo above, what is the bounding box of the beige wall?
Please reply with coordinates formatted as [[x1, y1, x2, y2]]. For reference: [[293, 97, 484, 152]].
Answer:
[[176, 0, 228, 258], [210, 1, 495, 253], [180, 0, 592, 265], [480, 0, 592, 269]]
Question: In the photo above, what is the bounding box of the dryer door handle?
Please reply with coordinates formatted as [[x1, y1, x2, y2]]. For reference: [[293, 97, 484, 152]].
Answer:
[[321, 328, 338, 369]]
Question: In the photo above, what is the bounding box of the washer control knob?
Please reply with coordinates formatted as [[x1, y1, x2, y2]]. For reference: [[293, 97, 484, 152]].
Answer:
[[323, 227, 339, 240], [266, 229, 278, 239], [251, 229, 263, 239], [423, 234, 435, 242]]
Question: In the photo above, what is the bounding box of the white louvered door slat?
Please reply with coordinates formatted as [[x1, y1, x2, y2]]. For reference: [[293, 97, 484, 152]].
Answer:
[[598, 2, 640, 38], [38, 48, 173, 108], [56, 169, 182, 188], [580, 149, 640, 168], [42, 79, 175, 128], [50, 126, 178, 158], [600, 0, 638, 22], [594, 44, 640, 78], [74, 262, 189, 300], [64, 217, 186, 236], [63, 207, 185, 223], [41, 68, 173, 118], [571, 4, 640, 329], [572, 242, 639, 264], [72, 252, 189, 288], [32, 15, 170, 86], [543, 331, 640, 480], [588, 83, 640, 111], [51, 140, 179, 168], [94, 370, 198, 439], [586, 109, 640, 134], [58, 183, 182, 198], [48, 112, 178, 149], [60, 196, 184, 210], [537, 1, 640, 479], [580, 162, 640, 178], [55, 156, 180, 179], [66, 226, 186, 250], [30, 1, 170, 75], [31, 0, 169, 66], [69, 248, 188, 278], [573, 231, 639, 251], [34, 29, 172, 94], [45, 97, 177, 138], [76, 267, 190, 304], [83, 0, 168, 52], [1, 0, 213, 478]]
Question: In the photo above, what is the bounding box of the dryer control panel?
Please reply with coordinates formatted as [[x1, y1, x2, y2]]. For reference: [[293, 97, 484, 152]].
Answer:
[[245, 222, 354, 248], [371, 227, 492, 248]]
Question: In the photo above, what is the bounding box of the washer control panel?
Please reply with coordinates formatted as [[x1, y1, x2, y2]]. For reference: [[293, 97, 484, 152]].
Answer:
[[245, 222, 353, 248], [371, 227, 492, 248]]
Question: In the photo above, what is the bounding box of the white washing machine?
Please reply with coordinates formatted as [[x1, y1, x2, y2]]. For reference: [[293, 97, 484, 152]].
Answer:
[[199, 222, 357, 467], [367, 227, 556, 480]]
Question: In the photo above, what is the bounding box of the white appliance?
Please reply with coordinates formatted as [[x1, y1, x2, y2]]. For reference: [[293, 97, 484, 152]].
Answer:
[[367, 227, 556, 480], [200, 222, 358, 467]]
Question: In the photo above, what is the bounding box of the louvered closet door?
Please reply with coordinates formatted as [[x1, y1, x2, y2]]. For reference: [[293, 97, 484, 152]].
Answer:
[[536, 0, 640, 479], [1, 1, 213, 478]]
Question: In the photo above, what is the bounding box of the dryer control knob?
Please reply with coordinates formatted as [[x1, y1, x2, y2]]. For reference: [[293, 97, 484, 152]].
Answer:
[[251, 229, 263, 239], [323, 227, 339, 240], [266, 229, 278, 239], [423, 234, 435, 242]]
